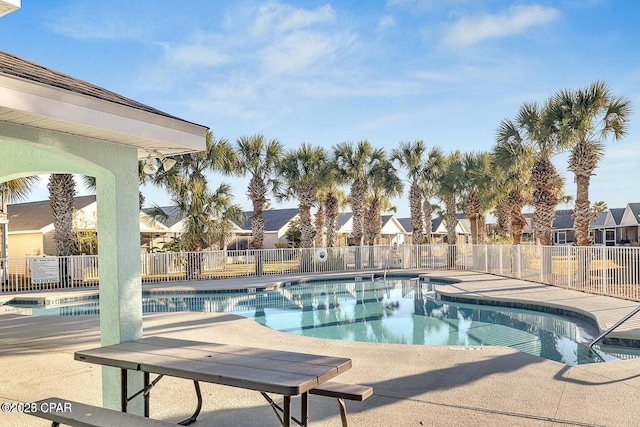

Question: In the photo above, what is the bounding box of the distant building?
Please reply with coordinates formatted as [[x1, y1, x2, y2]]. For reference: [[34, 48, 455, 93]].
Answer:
[[7, 196, 168, 257]]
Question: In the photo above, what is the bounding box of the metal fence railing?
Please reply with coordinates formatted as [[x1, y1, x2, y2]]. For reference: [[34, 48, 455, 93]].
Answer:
[[3, 244, 640, 302]]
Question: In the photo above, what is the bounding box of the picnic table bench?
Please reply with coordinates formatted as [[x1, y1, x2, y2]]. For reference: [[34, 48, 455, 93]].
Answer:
[[64, 336, 365, 427]]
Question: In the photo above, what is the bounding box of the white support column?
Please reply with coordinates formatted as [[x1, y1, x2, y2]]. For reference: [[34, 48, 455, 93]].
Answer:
[[95, 146, 144, 414]]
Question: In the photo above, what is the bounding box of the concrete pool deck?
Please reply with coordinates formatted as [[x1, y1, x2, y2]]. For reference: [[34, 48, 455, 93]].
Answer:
[[2, 270, 640, 426]]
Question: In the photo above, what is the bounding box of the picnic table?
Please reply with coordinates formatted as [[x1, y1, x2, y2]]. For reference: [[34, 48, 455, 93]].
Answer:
[[74, 336, 353, 427]]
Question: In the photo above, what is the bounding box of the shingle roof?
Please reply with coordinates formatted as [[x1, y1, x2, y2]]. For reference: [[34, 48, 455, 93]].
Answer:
[[553, 209, 574, 230], [591, 211, 607, 227], [609, 208, 625, 225], [0, 50, 193, 124], [397, 217, 444, 233], [7, 195, 96, 232], [431, 217, 444, 233], [336, 212, 351, 229], [154, 206, 185, 229], [396, 217, 412, 232], [235, 208, 299, 231]]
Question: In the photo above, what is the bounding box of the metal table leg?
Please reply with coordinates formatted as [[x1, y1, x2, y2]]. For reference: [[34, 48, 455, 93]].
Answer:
[[301, 392, 309, 427], [284, 396, 291, 427], [120, 369, 128, 412], [178, 380, 203, 426]]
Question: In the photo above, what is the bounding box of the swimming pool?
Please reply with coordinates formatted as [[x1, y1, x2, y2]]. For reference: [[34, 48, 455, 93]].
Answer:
[[7, 277, 636, 365]]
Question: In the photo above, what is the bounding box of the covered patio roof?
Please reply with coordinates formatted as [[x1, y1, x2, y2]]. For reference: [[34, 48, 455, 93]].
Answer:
[[0, 50, 206, 158]]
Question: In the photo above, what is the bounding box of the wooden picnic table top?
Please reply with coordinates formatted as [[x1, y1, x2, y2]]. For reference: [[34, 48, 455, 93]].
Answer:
[[75, 336, 352, 396]]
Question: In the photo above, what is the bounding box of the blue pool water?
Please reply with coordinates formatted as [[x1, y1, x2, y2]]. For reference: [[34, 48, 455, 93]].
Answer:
[[7, 278, 637, 365]]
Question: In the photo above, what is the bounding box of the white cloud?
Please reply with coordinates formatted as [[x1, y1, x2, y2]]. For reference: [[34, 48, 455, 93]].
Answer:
[[261, 31, 351, 76], [253, 2, 336, 35], [162, 44, 230, 68], [442, 4, 561, 47], [377, 15, 396, 32]]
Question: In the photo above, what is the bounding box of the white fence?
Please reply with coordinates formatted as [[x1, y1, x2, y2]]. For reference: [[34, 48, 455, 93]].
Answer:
[[3, 244, 640, 301]]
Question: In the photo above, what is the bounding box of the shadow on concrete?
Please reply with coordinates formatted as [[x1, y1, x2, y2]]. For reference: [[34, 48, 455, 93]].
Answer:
[[553, 364, 640, 385], [368, 351, 544, 399]]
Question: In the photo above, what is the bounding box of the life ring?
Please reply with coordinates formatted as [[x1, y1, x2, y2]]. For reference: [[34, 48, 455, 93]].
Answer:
[[314, 248, 328, 262]]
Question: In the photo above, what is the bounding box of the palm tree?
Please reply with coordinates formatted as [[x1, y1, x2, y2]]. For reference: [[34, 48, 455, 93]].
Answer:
[[278, 144, 327, 249], [493, 119, 536, 245], [421, 147, 444, 244], [153, 131, 239, 278], [363, 158, 403, 246], [321, 184, 348, 248], [234, 135, 283, 251], [593, 200, 608, 214], [550, 81, 631, 246], [499, 101, 565, 246], [333, 141, 384, 247], [391, 140, 427, 244], [437, 151, 464, 267], [460, 151, 494, 245]]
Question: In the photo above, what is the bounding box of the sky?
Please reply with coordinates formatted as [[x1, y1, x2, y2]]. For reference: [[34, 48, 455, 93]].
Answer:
[[1, 0, 639, 219]]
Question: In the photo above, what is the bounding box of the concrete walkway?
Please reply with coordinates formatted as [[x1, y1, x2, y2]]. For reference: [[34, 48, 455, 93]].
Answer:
[[2, 270, 640, 426]]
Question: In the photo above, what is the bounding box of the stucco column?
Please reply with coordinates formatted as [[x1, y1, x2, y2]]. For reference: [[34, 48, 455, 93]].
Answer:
[[95, 145, 144, 413]]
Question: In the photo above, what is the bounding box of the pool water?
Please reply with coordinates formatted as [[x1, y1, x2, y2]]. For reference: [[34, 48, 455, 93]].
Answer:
[[8, 278, 637, 365]]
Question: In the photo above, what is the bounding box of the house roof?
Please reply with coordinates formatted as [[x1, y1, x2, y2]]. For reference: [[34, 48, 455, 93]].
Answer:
[[155, 206, 185, 229], [7, 195, 96, 232], [0, 50, 207, 157], [336, 212, 351, 229], [397, 217, 446, 233], [627, 203, 640, 223], [591, 212, 607, 227], [432, 217, 445, 233], [396, 217, 412, 232], [609, 208, 626, 225], [553, 209, 574, 230], [0, 51, 185, 123], [235, 208, 299, 232]]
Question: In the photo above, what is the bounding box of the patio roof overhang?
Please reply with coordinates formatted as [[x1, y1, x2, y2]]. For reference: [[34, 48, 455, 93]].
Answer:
[[0, 0, 19, 17], [0, 51, 207, 159]]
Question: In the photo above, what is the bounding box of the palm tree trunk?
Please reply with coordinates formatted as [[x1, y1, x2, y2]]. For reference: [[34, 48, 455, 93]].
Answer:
[[349, 177, 365, 247], [314, 204, 325, 248], [48, 174, 76, 286], [423, 201, 433, 243], [298, 185, 315, 249], [49, 174, 76, 256], [324, 192, 339, 247], [444, 194, 457, 268], [409, 183, 423, 244]]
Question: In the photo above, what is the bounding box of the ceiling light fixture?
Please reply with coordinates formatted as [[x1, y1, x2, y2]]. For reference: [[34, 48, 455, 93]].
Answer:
[[151, 150, 177, 172], [142, 154, 158, 175], [142, 150, 177, 175]]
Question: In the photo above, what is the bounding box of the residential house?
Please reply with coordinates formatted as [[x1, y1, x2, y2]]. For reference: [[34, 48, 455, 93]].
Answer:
[[230, 208, 299, 249], [552, 209, 575, 245], [397, 214, 471, 244], [333, 213, 406, 246], [7, 196, 169, 257], [617, 203, 640, 246], [551, 207, 630, 246]]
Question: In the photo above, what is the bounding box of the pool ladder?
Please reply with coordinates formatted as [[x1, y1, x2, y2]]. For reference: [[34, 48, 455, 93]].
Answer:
[[588, 304, 640, 352]]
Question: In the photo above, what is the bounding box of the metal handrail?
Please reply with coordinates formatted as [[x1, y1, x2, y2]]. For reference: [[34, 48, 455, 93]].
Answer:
[[588, 305, 640, 351], [383, 248, 392, 281]]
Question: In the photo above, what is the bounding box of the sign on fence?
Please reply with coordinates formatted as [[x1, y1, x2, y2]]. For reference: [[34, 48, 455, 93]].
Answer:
[[30, 257, 60, 284]]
